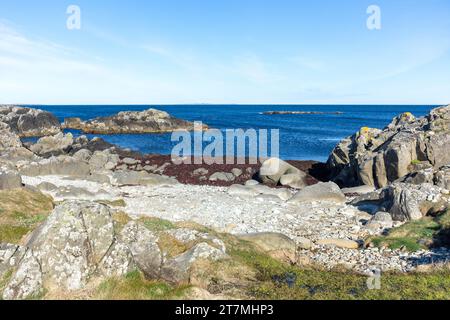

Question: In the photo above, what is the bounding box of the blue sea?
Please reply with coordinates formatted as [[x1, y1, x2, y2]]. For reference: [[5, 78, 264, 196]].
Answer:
[[28, 105, 434, 162]]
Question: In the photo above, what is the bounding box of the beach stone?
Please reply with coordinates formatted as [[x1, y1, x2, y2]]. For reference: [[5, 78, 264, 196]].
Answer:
[[123, 157, 139, 165], [259, 158, 301, 185], [289, 182, 346, 204], [279, 172, 308, 189], [237, 232, 298, 262], [366, 212, 393, 230], [193, 168, 209, 176], [231, 168, 243, 177], [317, 239, 359, 249], [245, 180, 259, 186], [209, 172, 235, 182]]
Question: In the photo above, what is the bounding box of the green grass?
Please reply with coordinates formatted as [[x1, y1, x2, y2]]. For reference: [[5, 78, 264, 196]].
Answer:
[[0, 188, 54, 244], [0, 270, 13, 300], [369, 210, 450, 251], [95, 270, 191, 300], [224, 243, 450, 300], [139, 217, 176, 232]]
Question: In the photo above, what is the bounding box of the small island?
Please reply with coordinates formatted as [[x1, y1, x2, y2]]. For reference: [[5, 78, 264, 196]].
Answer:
[[262, 111, 344, 115]]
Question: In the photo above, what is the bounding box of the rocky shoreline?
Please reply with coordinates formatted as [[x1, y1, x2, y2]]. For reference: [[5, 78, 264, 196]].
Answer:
[[1, 104, 450, 300]]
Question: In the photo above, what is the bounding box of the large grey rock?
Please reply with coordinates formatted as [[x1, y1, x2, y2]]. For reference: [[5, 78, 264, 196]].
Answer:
[[62, 108, 206, 134], [237, 232, 300, 261], [160, 243, 227, 284], [0, 106, 60, 137], [2, 249, 43, 300], [352, 182, 445, 221], [327, 106, 450, 188], [3, 201, 116, 299], [435, 165, 450, 190], [289, 182, 346, 204], [0, 244, 27, 279], [17, 156, 90, 177], [382, 183, 444, 221], [118, 221, 162, 279], [0, 122, 22, 151], [0, 167, 22, 190], [258, 158, 303, 186], [29, 132, 73, 156], [88, 150, 119, 173]]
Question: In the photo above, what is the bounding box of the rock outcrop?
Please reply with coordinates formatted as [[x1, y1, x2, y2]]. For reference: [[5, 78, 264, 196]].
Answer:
[[62, 108, 207, 134], [29, 132, 74, 157], [2, 201, 228, 300], [352, 182, 447, 221], [0, 106, 60, 137], [328, 106, 450, 188], [0, 167, 23, 190]]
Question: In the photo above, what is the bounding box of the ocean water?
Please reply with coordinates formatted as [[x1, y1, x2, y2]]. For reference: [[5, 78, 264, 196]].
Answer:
[[28, 105, 434, 162]]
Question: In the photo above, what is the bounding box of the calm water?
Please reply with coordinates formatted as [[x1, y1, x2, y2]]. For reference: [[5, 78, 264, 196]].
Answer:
[[27, 105, 434, 162]]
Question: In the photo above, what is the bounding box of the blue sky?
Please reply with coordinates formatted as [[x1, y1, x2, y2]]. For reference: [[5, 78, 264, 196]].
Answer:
[[0, 0, 449, 105]]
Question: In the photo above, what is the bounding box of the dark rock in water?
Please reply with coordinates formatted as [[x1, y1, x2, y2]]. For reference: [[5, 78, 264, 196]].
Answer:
[[327, 105, 450, 188], [62, 108, 207, 134], [262, 111, 343, 115], [0, 105, 61, 137]]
